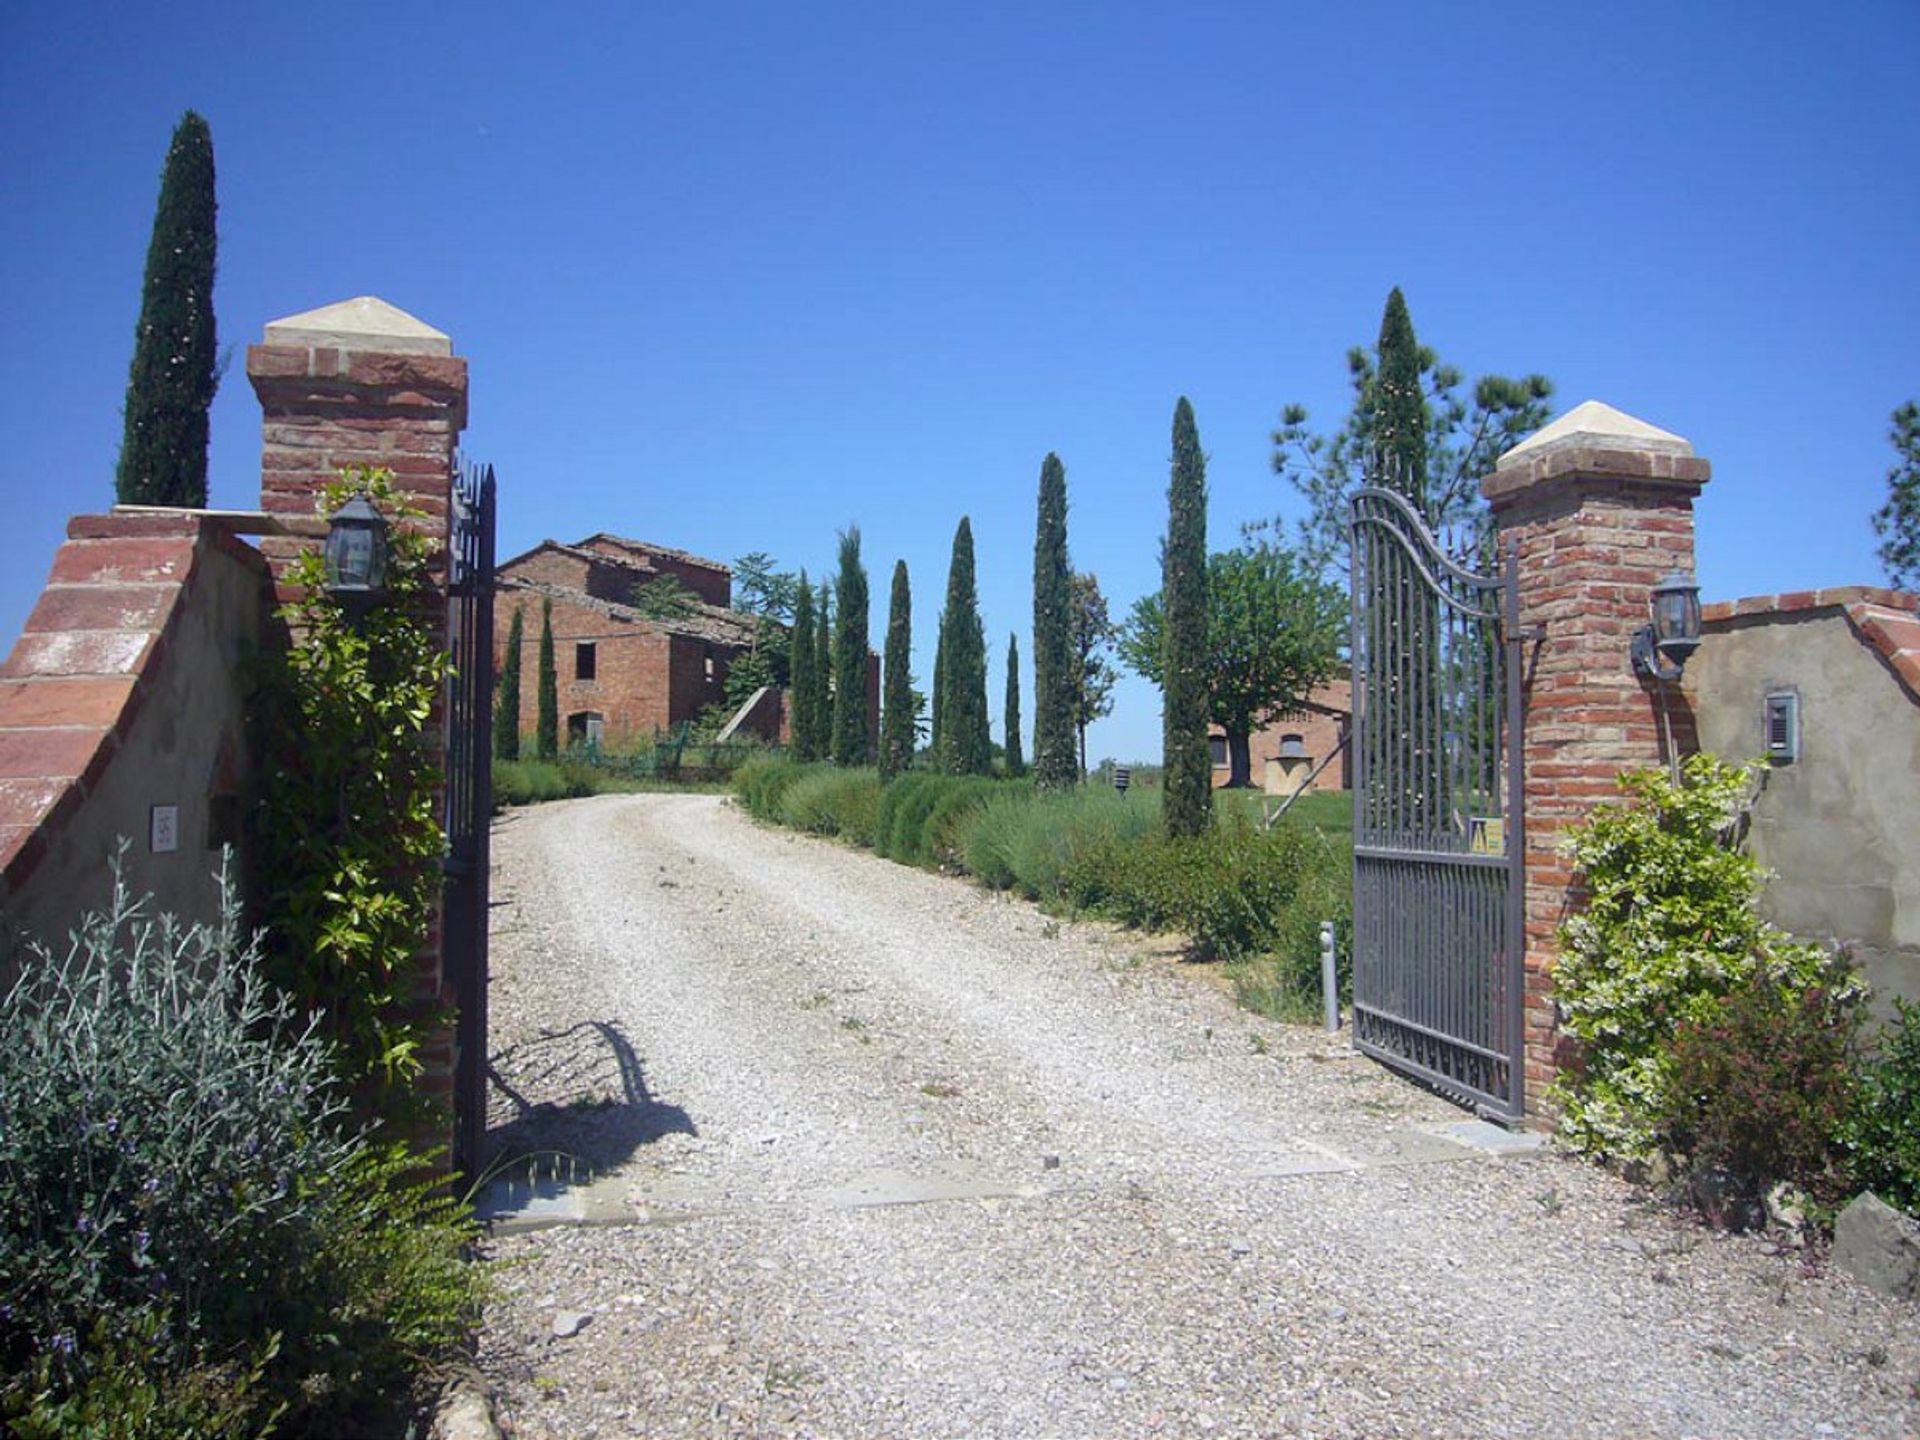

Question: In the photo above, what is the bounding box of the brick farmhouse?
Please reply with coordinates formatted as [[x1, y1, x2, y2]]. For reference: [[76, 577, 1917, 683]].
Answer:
[[494, 534, 783, 750], [1208, 675, 1352, 795]]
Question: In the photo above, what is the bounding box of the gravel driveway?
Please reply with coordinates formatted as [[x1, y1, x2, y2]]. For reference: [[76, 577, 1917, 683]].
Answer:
[[474, 792, 1919, 1439]]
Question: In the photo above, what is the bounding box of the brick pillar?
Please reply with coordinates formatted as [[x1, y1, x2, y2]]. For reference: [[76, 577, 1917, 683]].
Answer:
[[246, 295, 467, 586], [245, 296, 468, 1136], [1481, 401, 1711, 1110]]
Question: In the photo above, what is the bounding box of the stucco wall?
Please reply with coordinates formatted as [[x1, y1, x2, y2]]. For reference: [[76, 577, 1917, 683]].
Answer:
[[1688, 597, 1920, 1015], [0, 514, 270, 958]]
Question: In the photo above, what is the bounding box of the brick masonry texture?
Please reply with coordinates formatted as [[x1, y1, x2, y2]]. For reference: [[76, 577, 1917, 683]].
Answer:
[[1484, 445, 1709, 1112], [0, 519, 267, 895]]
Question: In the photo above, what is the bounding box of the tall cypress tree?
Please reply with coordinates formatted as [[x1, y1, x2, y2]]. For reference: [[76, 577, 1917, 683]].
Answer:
[[881, 561, 914, 780], [1161, 398, 1211, 838], [494, 606, 524, 761], [117, 111, 219, 507], [1031, 452, 1076, 789], [831, 528, 871, 765], [788, 570, 817, 759], [1374, 286, 1429, 513], [939, 517, 990, 775], [1003, 633, 1025, 777], [536, 598, 559, 760], [930, 614, 947, 760], [812, 579, 833, 756]]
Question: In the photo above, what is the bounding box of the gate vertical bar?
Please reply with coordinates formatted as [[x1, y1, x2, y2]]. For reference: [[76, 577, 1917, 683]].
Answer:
[[445, 460, 496, 1182], [1502, 538, 1527, 1117]]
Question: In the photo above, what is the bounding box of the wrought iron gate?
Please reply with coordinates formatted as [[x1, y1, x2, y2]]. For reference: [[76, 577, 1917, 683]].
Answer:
[[1348, 486, 1525, 1120], [445, 459, 496, 1180]]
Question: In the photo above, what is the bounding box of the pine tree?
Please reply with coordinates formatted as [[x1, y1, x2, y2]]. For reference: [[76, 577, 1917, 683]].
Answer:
[[117, 111, 219, 507], [881, 561, 914, 780], [831, 529, 871, 765], [939, 517, 990, 775], [1161, 398, 1211, 837], [789, 570, 817, 759], [1003, 633, 1025, 777], [1031, 452, 1077, 789], [1873, 401, 1920, 590], [493, 606, 523, 761], [536, 599, 558, 760], [812, 579, 833, 756]]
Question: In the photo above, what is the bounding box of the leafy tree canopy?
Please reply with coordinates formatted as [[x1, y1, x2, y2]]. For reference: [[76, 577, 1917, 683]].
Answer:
[[1122, 544, 1344, 787]]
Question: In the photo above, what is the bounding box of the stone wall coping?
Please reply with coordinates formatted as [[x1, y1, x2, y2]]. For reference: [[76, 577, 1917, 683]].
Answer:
[[0, 518, 269, 893], [1483, 445, 1711, 506], [263, 295, 451, 356], [1704, 585, 1920, 703]]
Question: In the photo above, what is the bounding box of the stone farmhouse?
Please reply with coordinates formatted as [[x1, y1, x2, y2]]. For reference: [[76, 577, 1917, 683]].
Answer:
[[494, 534, 782, 750]]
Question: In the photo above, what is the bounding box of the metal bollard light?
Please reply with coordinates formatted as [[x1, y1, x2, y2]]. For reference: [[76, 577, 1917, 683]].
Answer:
[[1320, 920, 1340, 1033], [1112, 766, 1131, 795]]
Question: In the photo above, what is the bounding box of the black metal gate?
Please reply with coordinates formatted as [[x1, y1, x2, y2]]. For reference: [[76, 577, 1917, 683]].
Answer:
[[444, 459, 496, 1180], [1348, 485, 1525, 1120]]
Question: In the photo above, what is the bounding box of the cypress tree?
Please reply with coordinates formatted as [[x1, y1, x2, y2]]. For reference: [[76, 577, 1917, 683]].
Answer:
[[930, 614, 947, 759], [939, 517, 990, 775], [831, 529, 871, 765], [1031, 452, 1076, 789], [1374, 286, 1429, 513], [881, 560, 914, 780], [1374, 288, 1441, 831], [536, 598, 559, 760], [117, 111, 219, 507], [493, 606, 523, 761], [812, 579, 833, 756], [1161, 397, 1211, 838], [1003, 632, 1025, 777], [789, 570, 817, 759]]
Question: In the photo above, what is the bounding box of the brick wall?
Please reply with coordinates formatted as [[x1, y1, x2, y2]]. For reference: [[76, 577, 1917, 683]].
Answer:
[[0, 513, 270, 954], [1483, 421, 1709, 1109]]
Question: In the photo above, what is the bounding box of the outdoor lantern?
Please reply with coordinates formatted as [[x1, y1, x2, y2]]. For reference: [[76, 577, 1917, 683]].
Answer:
[[1113, 765, 1131, 795], [1630, 569, 1702, 681], [323, 493, 390, 614]]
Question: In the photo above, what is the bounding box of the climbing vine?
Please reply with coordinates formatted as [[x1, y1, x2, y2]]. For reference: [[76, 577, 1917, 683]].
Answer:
[[252, 469, 449, 1114]]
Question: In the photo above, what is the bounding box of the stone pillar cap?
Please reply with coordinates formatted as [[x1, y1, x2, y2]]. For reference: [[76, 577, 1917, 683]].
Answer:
[[262, 296, 451, 356], [1500, 399, 1693, 463]]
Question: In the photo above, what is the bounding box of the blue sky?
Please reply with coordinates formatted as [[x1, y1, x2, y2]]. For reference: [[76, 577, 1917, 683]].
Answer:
[[2, 2, 1915, 763]]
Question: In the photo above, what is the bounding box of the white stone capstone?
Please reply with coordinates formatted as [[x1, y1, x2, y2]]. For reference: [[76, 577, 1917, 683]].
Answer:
[[262, 295, 451, 356], [1501, 399, 1693, 463]]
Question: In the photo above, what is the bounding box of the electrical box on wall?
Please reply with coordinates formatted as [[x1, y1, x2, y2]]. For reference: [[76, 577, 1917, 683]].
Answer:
[[1765, 690, 1799, 763]]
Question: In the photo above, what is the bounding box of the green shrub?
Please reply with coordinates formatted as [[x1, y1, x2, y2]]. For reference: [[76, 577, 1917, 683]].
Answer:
[[1660, 967, 1862, 1219], [882, 773, 952, 865], [0, 870, 486, 1435], [733, 756, 809, 821], [777, 766, 882, 844], [873, 773, 937, 862], [922, 776, 1011, 867], [1847, 1000, 1920, 1217], [1551, 754, 1853, 1162], [985, 788, 1154, 902]]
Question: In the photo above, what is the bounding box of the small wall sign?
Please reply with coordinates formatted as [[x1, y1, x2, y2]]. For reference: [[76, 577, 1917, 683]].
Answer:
[[150, 804, 179, 854], [1469, 816, 1505, 856]]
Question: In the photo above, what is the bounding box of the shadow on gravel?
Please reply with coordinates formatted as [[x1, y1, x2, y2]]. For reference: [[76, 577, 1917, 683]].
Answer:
[[484, 1020, 696, 1176]]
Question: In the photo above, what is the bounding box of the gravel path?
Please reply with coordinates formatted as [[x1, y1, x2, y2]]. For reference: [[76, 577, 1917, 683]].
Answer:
[[475, 793, 1920, 1439]]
